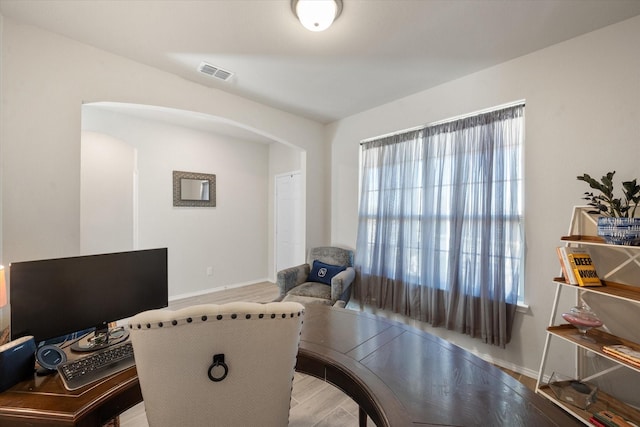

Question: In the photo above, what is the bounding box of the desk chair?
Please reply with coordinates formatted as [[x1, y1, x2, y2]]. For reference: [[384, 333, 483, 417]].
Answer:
[[128, 302, 304, 427], [276, 246, 355, 306]]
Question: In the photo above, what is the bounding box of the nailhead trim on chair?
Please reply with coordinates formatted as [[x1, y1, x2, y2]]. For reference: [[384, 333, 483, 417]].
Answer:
[[128, 310, 305, 330]]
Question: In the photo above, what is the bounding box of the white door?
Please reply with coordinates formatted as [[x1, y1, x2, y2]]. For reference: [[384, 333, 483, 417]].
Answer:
[[275, 172, 305, 273]]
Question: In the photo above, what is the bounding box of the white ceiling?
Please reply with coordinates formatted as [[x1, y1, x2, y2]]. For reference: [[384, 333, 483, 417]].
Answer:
[[2, 0, 640, 124]]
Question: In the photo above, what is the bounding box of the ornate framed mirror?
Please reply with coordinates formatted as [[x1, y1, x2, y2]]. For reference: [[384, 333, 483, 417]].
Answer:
[[173, 171, 216, 207]]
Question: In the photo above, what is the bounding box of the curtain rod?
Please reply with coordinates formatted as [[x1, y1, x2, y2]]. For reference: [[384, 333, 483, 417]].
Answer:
[[360, 99, 525, 145]]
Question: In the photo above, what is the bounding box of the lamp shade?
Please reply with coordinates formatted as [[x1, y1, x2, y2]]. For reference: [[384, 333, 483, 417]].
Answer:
[[0, 266, 6, 308], [293, 0, 342, 32]]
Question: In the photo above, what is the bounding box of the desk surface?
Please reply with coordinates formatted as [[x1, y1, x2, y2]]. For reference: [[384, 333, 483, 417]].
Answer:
[[0, 305, 580, 426], [0, 364, 140, 426], [298, 305, 581, 427]]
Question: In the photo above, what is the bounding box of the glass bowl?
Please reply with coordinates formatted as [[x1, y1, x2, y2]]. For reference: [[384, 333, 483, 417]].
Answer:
[[561, 305, 603, 341]]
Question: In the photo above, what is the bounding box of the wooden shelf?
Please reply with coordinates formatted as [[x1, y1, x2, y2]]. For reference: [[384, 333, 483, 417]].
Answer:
[[537, 386, 640, 426], [547, 324, 640, 375], [551, 279, 640, 304], [538, 211, 640, 425], [561, 235, 608, 245], [561, 235, 640, 250]]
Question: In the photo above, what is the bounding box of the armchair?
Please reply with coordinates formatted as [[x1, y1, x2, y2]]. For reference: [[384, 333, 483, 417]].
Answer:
[[276, 246, 355, 306], [128, 302, 304, 427]]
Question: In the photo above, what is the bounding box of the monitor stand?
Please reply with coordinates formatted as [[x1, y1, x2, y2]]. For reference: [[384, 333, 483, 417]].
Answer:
[[70, 326, 129, 352], [36, 367, 57, 376]]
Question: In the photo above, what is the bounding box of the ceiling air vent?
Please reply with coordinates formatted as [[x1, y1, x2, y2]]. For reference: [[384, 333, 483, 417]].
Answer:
[[198, 62, 234, 81]]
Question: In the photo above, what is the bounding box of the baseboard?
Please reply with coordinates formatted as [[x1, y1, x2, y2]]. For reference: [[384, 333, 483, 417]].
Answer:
[[350, 301, 540, 383], [478, 354, 539, 380]]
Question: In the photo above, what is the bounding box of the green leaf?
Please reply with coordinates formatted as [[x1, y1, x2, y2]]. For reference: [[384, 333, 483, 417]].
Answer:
[[577, 171, 640, 218]]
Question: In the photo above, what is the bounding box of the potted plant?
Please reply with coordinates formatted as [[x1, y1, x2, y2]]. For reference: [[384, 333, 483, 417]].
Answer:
[[577, 171, 640, 245]]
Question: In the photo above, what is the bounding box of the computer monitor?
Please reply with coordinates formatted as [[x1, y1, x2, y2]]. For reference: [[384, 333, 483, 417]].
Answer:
[[10, 248, 168, 352]]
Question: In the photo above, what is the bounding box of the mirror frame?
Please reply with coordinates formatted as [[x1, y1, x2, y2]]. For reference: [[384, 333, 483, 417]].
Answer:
[[173, 170, 217, 207]]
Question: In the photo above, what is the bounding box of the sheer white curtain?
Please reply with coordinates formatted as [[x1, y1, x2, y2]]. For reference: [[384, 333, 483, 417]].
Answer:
[[355, 104, 524, 347]]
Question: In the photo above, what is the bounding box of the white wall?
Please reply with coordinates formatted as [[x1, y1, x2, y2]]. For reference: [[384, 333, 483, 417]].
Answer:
[[82, 109, 278, 297], [81, 131, 136, 254], [0, 18, 326, 270], [328, 16, 640, 375], [0, 15, 7, 331]]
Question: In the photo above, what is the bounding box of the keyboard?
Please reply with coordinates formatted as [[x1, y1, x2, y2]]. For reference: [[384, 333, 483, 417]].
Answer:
[[58, 341, 135, 391]]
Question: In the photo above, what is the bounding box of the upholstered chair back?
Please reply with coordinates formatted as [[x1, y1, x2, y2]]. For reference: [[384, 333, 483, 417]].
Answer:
[[307, 246, 353, 268], [128, 302, 305, 427]]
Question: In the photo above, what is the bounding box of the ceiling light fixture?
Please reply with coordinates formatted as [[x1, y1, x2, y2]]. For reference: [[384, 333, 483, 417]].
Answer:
[[292, 0, 343, 32]]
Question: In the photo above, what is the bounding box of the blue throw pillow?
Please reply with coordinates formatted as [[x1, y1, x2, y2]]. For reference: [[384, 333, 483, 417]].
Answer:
[[308, 260, 346, 285]]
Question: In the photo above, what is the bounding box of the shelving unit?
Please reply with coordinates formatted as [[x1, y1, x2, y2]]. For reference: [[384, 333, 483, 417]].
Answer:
[[536, 207, 640, 425]]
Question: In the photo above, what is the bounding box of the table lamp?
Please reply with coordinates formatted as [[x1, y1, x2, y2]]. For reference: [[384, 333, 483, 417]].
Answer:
[[0, 266, 6, 306], [0, 265, 8, 344]]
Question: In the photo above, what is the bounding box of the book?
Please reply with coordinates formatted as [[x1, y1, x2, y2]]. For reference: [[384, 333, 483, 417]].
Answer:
[[556, 246, 591, 285], [568, 251, 602, 287], [593, 410, 635, 427], [602, 345, 640, 368], [556, 247, 576, 284]]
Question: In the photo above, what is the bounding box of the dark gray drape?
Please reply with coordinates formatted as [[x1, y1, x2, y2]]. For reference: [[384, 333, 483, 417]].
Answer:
[[355, 105, 524, 347]]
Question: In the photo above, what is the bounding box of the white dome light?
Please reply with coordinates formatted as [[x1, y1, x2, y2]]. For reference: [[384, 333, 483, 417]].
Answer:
[[292, 0, 343, 32]]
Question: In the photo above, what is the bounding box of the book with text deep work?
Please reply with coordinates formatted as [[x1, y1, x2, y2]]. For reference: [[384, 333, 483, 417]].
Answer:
[[556, 246, 592, 285], [568, 252, 602, 287]]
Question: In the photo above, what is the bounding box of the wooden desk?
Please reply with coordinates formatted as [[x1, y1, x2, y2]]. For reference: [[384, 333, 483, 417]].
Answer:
[[0, 305, 581, 426], [297, 305, 581, 427], [0, 366, 140, 426]]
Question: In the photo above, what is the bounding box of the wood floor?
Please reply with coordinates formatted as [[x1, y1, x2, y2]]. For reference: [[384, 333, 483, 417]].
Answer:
[[119, 282, 373, 427], [119, 281, 535, 427], [120, 371, 365, 427]]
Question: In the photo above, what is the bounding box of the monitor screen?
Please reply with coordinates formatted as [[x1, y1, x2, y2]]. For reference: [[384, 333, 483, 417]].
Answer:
[[10, 248, 168, 348]]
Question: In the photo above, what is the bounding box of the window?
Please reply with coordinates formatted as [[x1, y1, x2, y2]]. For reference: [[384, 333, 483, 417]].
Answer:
[[355, 104, 524, 347]]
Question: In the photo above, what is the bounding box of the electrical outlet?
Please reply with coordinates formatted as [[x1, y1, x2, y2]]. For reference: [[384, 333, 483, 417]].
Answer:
[[206, 266, 213, 276]]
